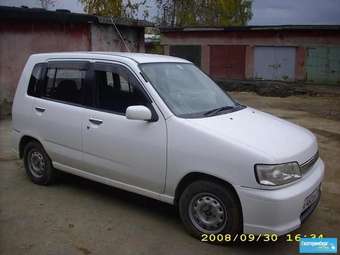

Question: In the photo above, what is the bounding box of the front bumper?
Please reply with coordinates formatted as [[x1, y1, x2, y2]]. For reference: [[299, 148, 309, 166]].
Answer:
[[236, 158, 324, 235]]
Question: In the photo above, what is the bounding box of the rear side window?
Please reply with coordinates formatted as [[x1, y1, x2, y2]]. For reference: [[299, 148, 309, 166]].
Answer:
[[42, 68, 85, 105], [27, 64, 44, 97]]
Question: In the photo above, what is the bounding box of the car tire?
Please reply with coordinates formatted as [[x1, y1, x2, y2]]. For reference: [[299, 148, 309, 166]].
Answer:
[[179, 180, 242, 240], [23, 141, 56, 185]]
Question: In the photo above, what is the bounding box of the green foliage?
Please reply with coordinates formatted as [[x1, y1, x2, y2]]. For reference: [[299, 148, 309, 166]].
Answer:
[[79, 0, 252, 26], [79, 0, 123, 17], [156, 0, 253, 26], [80, 0, 149, 19], [79, 0, 122, 17], [146, 43, 164, 54]]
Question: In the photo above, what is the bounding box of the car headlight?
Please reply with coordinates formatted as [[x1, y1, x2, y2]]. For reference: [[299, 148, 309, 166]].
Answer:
[[255, 162, 301, 186]]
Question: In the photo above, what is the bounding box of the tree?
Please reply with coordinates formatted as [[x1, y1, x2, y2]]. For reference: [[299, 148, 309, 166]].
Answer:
[[125, 0, 149, 19], [39, 0, 56, 9], [79, 0, 149, 19], [79, 0, 251, 26], [79, 0, 123, 17], [156, 0, 252, 27]]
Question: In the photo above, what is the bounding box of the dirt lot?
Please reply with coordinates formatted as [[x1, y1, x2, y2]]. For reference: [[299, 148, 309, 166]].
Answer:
[[1, 92, 340, 255]]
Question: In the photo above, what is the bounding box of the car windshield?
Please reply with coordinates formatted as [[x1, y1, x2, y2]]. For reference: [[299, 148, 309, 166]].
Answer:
[[139, 63, 242, 118]]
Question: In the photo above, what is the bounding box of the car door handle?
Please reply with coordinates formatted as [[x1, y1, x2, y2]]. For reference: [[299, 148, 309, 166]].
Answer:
[[35, 107, 46, 113], [89, 118, 103, 125]]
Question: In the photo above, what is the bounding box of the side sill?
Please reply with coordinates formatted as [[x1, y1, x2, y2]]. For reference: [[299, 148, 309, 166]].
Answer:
[[53, 162, 174, 205]]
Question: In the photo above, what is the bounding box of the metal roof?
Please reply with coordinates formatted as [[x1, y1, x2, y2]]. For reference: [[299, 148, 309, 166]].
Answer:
[[96, 16, 153, 27], [0, 5, 153, 27], [161, 25, 340, 32]]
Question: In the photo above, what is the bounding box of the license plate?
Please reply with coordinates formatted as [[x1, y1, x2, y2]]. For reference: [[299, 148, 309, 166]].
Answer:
[[303, 187, 320, 211]]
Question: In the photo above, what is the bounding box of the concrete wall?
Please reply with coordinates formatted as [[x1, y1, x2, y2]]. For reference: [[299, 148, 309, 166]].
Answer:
[[0, 21, 90, 105], [0, 20, 145, 113], [161, 30, 340, 83], [91, 24, 145, 52]]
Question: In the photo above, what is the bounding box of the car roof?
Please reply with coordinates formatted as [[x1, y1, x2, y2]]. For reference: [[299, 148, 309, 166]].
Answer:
[[93, 52, 191, 64], [32, 52, 191, 64]]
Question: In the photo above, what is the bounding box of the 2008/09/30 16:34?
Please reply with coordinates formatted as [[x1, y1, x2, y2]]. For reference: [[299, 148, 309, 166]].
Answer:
[[201, 233, 325, 242]]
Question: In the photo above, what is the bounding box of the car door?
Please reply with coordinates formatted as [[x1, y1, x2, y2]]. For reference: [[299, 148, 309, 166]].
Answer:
[[31, 61, 89, 170], [82, 62, 167, 193]]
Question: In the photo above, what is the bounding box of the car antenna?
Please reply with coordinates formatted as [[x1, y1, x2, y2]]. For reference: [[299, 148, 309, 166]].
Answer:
[[110, 16, 131, 53]]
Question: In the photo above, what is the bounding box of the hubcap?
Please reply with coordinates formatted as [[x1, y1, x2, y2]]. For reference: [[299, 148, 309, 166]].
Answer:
[[189, 193, 227, 233], [28, 150, 46, 178]]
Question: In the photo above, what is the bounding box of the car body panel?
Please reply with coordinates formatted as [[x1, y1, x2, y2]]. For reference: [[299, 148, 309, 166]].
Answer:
[[186, 107, 318, 165], [31, 98, 84, 170], [82, 107, 167, 193]]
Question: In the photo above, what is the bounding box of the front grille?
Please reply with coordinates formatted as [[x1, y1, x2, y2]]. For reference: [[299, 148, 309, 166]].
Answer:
[[300, 151, 319, 175]]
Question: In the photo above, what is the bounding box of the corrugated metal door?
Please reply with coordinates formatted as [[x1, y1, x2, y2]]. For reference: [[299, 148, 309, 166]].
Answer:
[[254, 47, 296, 81], [210, 45, 246, 80], [305, 47, 340, 84], [169, 45, 201, 67]]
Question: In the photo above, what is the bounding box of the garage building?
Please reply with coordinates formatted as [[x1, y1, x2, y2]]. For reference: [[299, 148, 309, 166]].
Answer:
[[160, 26, 340, 85], [0, 5, 152, 114]]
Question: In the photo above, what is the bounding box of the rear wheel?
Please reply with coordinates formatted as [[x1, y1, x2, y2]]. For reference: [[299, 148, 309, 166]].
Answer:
[[23, 141, 56, 185], [179, 180, 242, 239]]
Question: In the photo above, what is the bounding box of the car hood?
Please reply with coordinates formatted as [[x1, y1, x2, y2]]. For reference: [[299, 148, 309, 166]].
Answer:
[[186, 107, 317, 164]]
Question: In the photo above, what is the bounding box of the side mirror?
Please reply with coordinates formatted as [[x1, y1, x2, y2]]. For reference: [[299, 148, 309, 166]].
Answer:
[[126, 105, 152, 121]]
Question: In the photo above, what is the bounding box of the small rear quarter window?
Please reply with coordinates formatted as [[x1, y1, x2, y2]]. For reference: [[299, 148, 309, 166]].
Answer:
[[27, 64, 44, 97]]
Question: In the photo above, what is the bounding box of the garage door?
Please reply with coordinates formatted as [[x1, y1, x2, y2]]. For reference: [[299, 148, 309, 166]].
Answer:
[[305, 47, 340, 84], [254, 47, 296, 81], [210, 45, 246, 80], [169, 45, 201, 68]]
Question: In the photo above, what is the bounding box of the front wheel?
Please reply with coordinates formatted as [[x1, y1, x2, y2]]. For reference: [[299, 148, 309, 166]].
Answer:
[[179, 180, 242, 239]]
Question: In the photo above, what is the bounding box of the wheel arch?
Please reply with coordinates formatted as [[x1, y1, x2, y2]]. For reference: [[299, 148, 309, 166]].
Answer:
[[19, 135, 43, 158], [174, 172, 242, 210]]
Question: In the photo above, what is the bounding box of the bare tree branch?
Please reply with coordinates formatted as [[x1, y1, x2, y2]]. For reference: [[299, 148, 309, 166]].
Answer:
[[39, 0, 56, 9]]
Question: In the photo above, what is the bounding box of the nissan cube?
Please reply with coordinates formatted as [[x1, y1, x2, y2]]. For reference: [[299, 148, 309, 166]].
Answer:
[[12, 52, 324, 239]]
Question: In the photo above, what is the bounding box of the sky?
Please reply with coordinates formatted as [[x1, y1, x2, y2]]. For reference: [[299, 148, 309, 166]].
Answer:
[[248, 0, 340, 25], [1, 0, 340, 25]]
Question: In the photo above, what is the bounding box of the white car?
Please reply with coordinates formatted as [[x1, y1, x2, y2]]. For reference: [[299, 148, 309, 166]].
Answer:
[[12, 52, 324, 239]]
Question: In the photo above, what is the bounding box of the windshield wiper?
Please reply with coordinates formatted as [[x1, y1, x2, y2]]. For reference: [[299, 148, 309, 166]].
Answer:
[[203, 106, 236, 116]]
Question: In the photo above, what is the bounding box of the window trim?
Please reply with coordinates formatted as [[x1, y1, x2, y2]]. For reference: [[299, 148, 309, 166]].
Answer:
[[28, 59, 160, 122], [45, 58, 161, 113], [47, 61, 90, 70], [88, 62, 158, 121]]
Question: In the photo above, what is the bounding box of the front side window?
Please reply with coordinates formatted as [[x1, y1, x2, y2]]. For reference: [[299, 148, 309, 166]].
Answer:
[[140, 63, 241, 118], [43, 68, 85, 105], [94, 65, 149, 114]]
